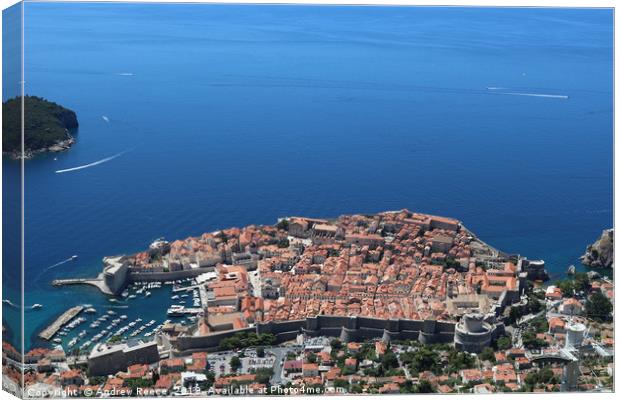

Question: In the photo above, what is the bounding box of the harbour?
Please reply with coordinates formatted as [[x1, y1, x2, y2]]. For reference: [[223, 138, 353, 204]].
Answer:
[[38, 306, 84, 341], [35, 277, 204, 352]]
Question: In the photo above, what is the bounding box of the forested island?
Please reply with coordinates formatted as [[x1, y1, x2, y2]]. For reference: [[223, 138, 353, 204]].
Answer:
[[2, 96, 78, 159]]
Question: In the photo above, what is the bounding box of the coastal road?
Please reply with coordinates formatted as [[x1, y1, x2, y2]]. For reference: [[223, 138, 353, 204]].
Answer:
[[517, 309, 546, 326], [268, 347, 290, 385]]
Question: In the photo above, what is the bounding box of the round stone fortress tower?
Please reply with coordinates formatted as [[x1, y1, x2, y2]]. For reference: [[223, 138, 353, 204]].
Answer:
[[454, 313, 496, 353]]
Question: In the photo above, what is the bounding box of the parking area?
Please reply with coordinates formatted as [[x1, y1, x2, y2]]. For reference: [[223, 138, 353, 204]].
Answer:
[[208, 349, 276, 377]]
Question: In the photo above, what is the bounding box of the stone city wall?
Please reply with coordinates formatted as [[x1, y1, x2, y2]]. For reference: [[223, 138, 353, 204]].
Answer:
[[175, 315, 458, 354]]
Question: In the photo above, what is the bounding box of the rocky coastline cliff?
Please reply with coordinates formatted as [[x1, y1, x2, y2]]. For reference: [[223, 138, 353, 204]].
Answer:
[[580, 229, 613, 269]]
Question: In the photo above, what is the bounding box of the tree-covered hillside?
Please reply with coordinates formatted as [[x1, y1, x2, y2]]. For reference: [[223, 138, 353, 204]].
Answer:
[[2, 96, 78, 154]]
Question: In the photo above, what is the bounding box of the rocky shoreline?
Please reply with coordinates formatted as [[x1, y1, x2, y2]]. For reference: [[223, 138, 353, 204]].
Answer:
[[3, 131, 75, 160], [580, 228, 613, 269]]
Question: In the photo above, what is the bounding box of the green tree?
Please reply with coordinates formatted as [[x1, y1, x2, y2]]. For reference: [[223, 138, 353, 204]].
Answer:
[[254, 368, 273, 384], [219, 332, 276, 350], [276, 219, 289, 231], [524, 371, 538, 386], [525, 368, 557, 388], [556, 280, 575, 297], [334, 379, 349, 389], [350, 384, 363, 393], [479, 347, 496, 362], [539, 368, 555, 383], [380, 351, 399, 370], [124, 377, 154, 392], [522, 331, 547, 349], [206, 371, 216, 388], [341, 366, 356, 375], [415, 380, 435, 393], [573, 272, 591, 293], [401, 347, 440, 374], [446, 349, 475, 373], [496, 335, 512, 350], [88, 376, 107, 386], [585, 292, 613, 322], [230, 356, 241, 371]]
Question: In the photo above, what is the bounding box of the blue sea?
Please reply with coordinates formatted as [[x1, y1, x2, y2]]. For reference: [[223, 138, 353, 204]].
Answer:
[[2, 4, 613, 351]]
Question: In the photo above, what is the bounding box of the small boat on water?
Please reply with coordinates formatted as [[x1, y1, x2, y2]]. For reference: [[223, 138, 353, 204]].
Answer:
[[167, 305, 185, 317], [85, 307, 97, 314], [70, 255, 78, 261], [31, 304, 43, 310]]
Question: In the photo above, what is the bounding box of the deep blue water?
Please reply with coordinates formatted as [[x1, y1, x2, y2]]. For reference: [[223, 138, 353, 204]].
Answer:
[[2, 4, 613, 351]]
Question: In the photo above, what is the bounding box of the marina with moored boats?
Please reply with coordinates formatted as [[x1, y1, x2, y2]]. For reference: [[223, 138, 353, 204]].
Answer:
[[36, 277, 204, 352]]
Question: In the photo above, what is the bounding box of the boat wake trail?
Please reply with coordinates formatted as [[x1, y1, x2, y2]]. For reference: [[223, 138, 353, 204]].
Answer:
[[43, 256, 76, 272], [501, 92, 569, 99], [2, 299, 41, 310], [485, 86, 569, 99], [35, 256, 78, 284], [2, 299, 19, 308], [55, 150, 129, 174]]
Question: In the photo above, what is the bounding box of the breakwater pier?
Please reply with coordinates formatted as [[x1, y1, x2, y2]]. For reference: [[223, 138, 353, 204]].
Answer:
[[52, 273, 115, 295], [39, 306, 84, 341]]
